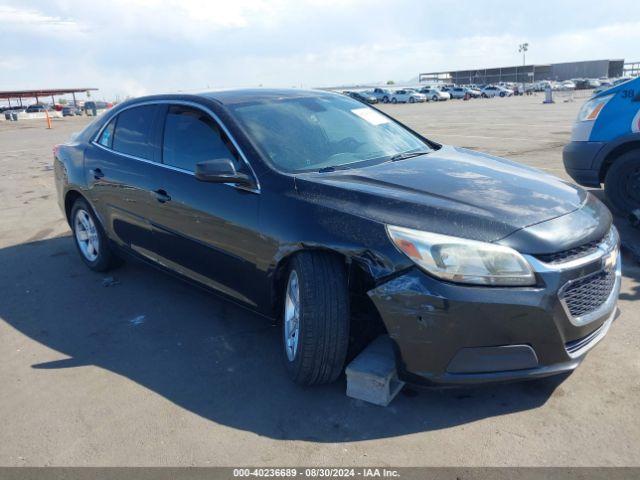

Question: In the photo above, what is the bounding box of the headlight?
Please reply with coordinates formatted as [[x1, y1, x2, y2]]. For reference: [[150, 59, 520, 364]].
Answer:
[[577, 94, 614, 122], [386, 225, 536, 286]]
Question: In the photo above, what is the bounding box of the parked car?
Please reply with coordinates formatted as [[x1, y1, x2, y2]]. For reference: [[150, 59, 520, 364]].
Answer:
[[449, 87, 480, 99], [586, 79, 602, 88], [25, 104, 50, 113], [345, 91, 378, 104], [563, 76, 640, 215], [84, 101, 113, 116], [593, 78, 632, 95], [571, 79, 590, 90], [481, 85, 514, 98], [3, 107, 25, 119], [419, 87, 450, 101], [389, 89, 426, 103], [62, 106, 81, 116], [54, 89, 621, 386], [370, 88, 393, 103]]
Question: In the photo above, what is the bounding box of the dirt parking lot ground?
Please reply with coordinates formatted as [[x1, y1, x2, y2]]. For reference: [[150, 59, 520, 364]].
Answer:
[[1, 94, 639, 466]]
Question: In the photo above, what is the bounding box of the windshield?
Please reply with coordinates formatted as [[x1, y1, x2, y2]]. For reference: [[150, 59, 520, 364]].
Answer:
[[229, 94, 431, 172]]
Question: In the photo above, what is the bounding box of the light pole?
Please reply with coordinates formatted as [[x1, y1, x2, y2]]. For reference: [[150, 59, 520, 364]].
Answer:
[[518, 43, 529, 91], [518, 43, 529, 68]]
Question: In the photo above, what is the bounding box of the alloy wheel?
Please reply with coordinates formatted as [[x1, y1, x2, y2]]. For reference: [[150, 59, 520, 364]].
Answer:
[[284, 270, 300, 362], [74, 209, 99, 262]]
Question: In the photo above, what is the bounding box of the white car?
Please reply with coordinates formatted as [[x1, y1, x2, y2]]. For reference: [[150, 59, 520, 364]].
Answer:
[[419, 87, 450, 101], [480, 85, 513, 98], [559, 80, 576, 91], [389, 89, 427, 103], [449, 87, 481, 99], [370, 88, 393, 103]]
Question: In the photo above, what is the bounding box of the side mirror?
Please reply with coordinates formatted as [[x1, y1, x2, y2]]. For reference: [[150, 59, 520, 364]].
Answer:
[[195, 158, 254, 187]]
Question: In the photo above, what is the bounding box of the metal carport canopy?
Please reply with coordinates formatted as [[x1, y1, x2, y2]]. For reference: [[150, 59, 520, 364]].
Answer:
[[0, 88, 97, 100]]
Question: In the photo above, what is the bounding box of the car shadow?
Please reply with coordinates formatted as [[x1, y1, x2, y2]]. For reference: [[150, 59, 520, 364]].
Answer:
[[1, 236, 576, 442]]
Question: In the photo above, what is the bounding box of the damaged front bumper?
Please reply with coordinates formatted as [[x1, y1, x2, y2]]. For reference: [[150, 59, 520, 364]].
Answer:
[[367, 251, 621, 386]]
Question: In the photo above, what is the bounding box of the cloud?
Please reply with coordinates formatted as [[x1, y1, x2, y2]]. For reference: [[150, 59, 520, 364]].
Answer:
[[0, 0, 638, 100]]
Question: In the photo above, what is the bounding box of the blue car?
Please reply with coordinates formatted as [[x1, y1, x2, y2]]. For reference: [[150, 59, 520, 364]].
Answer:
[[563, 77, 640, 215]]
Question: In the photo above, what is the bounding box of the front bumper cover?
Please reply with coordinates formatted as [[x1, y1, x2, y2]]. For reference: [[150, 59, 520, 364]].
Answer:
[[367, 251, 621, 386], [562, 141, 606, 187]]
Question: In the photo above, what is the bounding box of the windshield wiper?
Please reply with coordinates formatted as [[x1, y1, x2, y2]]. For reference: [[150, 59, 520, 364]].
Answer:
[[389, 150, 430, 162]]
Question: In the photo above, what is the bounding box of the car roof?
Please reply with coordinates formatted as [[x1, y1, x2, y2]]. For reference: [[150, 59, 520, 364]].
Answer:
[[197, 88, 337, 106]]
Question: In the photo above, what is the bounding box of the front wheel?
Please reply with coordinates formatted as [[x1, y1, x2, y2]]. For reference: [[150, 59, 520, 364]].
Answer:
[[432, 95, 438, 102], [282, 252, 350, 385], [500, 91, 506, 97], [391, 98, 397, 104], [604, 150, 640, 215], [409, 97, 415, 103], [382, 96, 389, 103]]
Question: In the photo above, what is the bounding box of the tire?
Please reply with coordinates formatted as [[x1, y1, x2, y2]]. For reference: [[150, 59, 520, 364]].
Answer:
[[282, 252, 350, 385], [432, 95, 438, 102], [409, 97, 415, 103], [382, 96, 389, 103], [70, 198, 121, 272], [604, 149, 640, 215], [500, 91, 505, 97], [481, 93, 488, 98], [391, 98, 397, 104]]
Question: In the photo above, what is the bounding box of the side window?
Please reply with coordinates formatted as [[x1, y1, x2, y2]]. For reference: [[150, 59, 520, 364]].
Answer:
[[162, 105, 240, 172], [97, 118, 115, 148], [112, 105, 158, 160]]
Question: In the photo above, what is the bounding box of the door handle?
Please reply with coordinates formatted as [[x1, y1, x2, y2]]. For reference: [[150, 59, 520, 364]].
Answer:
[[154, 189, 171, 203], [90, 168, 104, 180]]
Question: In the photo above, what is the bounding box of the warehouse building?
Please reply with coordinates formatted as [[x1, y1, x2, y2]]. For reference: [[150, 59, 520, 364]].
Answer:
[[419, 59, 625, 84]]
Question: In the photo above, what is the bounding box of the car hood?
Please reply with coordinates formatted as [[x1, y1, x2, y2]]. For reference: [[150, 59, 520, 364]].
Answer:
[[295, 145, 604, 251]]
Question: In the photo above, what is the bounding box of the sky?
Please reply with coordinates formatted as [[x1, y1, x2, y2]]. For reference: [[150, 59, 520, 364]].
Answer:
[[0, 0, 639, 100]]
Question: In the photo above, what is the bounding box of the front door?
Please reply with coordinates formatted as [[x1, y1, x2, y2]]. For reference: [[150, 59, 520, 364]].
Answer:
[[147, 104, 264, 308]]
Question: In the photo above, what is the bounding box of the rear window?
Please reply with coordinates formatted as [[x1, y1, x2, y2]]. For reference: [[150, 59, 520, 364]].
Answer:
[[112, 105, 158, 160]]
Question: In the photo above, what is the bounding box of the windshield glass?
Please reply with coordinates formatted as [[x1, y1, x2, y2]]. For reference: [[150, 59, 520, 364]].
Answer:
[[229, 94, 430, 172]]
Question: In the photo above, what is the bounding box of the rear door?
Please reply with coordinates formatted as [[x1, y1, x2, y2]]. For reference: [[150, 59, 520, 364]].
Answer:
[[146, 103, 264, 308], [85, 104, 163, 261]]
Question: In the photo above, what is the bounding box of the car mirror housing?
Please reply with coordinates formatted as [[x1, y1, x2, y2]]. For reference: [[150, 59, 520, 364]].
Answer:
[[195, 157, 253, 186]]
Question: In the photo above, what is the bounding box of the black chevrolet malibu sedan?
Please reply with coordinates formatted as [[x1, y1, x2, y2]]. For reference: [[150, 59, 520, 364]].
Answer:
[[54, 89, 621, 386]]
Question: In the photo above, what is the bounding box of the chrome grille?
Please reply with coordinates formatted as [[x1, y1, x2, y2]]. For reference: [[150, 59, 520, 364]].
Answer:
[[560, 269, 616, 318]]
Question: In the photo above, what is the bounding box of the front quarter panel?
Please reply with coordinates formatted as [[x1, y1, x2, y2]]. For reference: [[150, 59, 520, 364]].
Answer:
[[255, 170, 413, 312]]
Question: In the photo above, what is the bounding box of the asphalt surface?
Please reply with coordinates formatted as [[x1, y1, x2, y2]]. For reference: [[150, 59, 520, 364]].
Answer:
[[0, 94, 639, 466]]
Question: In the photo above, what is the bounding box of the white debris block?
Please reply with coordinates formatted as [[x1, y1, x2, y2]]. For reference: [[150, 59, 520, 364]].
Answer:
[[346, 335, 405, 406]]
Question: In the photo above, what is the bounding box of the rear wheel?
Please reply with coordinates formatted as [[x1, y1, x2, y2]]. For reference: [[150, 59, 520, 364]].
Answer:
[[391, 98, 397, 104], [382, 96, 389, 103], [282, 252, 350, 385], [604, 150, 640, 215], [500, 91, 506, 97], [432, 95, 438, 102], [71, 198, 121, 272], [409, 97, 415, 103]]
